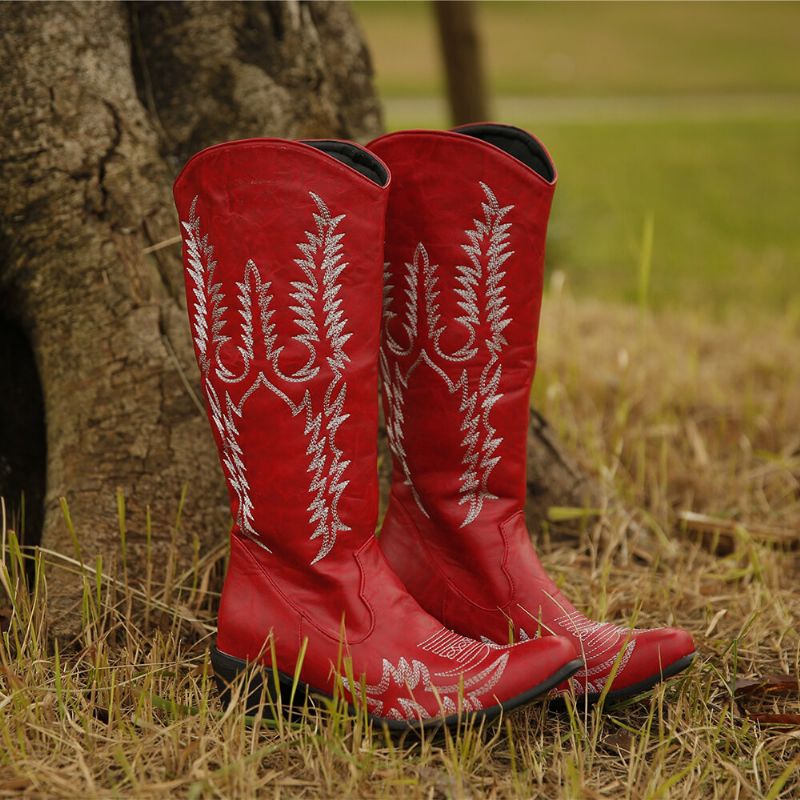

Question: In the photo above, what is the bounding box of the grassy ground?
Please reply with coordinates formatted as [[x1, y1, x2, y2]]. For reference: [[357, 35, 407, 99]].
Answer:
[[355, 2, 800, 98], [2, 4, 797, 797], [532, 117, 800, 312], [2, 292, 798, 798], [354, 1, 800, 313]]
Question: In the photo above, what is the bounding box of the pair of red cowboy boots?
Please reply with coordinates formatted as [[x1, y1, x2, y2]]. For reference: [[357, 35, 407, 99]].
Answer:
[[173, 125, 694, 729]]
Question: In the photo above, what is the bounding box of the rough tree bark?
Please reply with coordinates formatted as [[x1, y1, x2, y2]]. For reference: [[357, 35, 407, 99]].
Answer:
[[432, 0, 490, 125], [0, 0, 382, 636], [0, 0, 595, 637]]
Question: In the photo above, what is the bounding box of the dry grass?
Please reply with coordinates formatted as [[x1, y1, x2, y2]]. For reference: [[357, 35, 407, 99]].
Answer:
[[2, 290, 799, 798]]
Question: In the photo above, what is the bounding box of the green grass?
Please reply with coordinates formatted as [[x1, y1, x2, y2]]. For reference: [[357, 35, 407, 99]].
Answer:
[[365, 113, 800, 314], [535, 117, 800, 313], [0, 6, 797, 796], [355, 1, 800, 99], [2, 299, 798, 797], [354, 1, 800, 314]]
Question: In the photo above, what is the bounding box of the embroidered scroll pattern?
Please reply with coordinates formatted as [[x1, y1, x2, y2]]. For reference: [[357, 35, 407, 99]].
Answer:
[[342, 627, 514, 721], [553, 612, 644, 696], [480, 611, 648, 696], [381, 182, 514, 526], [182, 193, 351, 563]]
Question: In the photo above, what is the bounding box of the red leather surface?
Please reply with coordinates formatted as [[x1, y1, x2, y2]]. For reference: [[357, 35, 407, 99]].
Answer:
[[173, 138, 579, 721], [370, 127, 694, 696]]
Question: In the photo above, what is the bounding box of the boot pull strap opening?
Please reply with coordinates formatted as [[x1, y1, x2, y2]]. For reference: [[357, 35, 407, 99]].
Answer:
[[454, 124, 555, 182], [303, 140, 389, 187]]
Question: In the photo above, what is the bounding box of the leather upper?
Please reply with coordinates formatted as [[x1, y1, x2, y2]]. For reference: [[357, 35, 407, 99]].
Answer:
[[370, 126, 694, 696], [173, 138, 580, 721], [369, 127, 555, 600]]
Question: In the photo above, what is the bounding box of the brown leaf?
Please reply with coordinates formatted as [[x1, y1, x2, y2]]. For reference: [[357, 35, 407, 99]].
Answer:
[[734, 674, 800, 728], [0, 665, 24, 691], [746, 712, 800, 726], [0, 778, 32, 792], [603, 729, 637, 754], [734, 675, 800, 698], [678, 511, 798, 554]]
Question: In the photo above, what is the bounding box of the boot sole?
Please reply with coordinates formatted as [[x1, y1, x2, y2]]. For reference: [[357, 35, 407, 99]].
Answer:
[[559, 651, 697, 707], [211, 646, 584, 731]]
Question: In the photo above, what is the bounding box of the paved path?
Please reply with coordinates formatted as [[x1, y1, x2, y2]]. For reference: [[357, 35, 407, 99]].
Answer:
[[384, 93, 800, 125]]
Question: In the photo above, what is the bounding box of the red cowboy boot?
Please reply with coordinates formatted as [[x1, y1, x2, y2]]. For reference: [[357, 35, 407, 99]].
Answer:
[[369, 125, 695, 702], [173, 138, 581, 728]]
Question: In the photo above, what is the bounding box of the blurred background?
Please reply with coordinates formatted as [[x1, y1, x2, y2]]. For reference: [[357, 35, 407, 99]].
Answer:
[[355, 1, 800, 317]]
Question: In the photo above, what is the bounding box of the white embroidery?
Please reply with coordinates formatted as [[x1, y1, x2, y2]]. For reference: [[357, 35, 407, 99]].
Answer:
[[553, 613, 645, 658], [551, 611, 651, 695], [286, 194, 352, 563], [479, 611, 646, 696], [569, 640, 638, 696], [342, 627, 512, 721], [380, 251, 429, 516], [419, 627, 497, 673], [184, 202, 261, 543], [184, 197, 229, 378], [181, 193, 352, 563], [380, 183, 514, 527]]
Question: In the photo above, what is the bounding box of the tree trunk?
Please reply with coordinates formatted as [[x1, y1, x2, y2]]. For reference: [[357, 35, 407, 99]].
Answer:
[[432, 0, 490, 125], [524, 410, 600, 531], [0, 0, 382, 638], [0, 0, 594, 638]]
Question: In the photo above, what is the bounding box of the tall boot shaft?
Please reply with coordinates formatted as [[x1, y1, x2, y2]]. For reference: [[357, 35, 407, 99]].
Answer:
[[174, 139, 388, 636], [371, 126, 694, 700], [370, 125, 556, 605], [173, 136, 583, 724]]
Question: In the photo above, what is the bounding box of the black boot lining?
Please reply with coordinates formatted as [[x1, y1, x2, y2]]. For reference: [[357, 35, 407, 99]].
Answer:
[[303, 140, 389, 187], [454, 124, 555, 182]]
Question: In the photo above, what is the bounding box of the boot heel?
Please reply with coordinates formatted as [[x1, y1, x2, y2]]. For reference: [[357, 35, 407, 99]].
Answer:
[[211, 646, 311, 719]]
